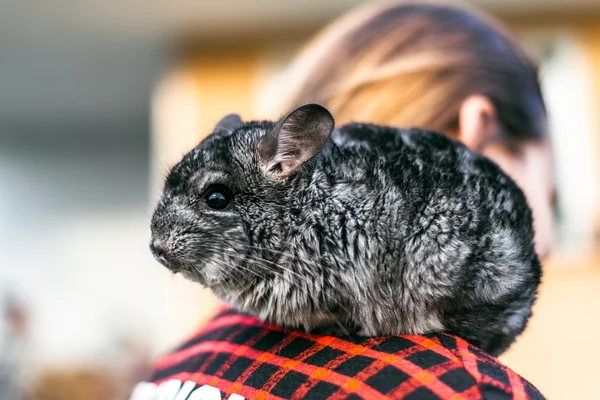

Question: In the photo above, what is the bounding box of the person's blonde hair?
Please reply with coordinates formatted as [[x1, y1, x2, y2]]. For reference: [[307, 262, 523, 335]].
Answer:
[[278, 1, 546, 144]]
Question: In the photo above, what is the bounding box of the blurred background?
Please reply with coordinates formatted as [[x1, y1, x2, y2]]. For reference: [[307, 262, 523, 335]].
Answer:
[[0, 0, 599, 399]]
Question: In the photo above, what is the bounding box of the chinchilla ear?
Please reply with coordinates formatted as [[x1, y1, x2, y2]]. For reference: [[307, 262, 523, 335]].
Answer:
[[259, 103, 334, 178], [211, 113, 242, 136]]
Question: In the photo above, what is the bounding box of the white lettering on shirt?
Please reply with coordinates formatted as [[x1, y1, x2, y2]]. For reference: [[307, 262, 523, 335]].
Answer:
[[129, 380, 245, 400]]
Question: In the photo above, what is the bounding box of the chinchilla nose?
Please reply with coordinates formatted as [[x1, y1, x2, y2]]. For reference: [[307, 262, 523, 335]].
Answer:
[[150, 238, 170, 266]]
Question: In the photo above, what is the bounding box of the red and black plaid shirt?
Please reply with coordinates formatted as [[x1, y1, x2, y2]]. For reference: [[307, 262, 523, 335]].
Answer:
[[130, 308, 544, 400]]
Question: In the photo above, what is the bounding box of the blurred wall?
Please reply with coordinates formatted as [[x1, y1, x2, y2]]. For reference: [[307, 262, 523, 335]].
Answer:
[[0, 33, 199, 380], [0, 118, 199, 368]]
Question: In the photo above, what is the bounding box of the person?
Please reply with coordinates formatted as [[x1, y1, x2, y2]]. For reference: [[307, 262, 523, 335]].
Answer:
[[130, 2, 552, 399], [276, 1, 555, 261]]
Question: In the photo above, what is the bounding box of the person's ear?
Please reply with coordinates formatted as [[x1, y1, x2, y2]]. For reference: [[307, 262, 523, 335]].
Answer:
[[457, 95, 500, 152], [211, 114, 242, 137], [259, 103, 335, 178]]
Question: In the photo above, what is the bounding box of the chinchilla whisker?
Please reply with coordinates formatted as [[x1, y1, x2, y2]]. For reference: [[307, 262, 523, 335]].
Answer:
[[186, 243, 308, 282], [220, 252, 297, 281], [214, 263, 241, 285], [219, 270, 242, 295], [220, 249, 311, 283], [217, 255, 272, 281], [241, 254, 308, 281], [183, 258, 261, 289], [241, 244, 299, 260], [218, 244, 309, 279]]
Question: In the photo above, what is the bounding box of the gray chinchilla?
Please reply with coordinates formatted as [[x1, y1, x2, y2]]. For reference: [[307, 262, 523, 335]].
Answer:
[[150, 103, 541, 356]]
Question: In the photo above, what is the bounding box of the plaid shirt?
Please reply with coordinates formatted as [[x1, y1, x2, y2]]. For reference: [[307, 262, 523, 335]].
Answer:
[[130, 309, 544, 400]]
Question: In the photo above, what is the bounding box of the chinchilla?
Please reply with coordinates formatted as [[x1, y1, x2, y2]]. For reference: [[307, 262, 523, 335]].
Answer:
[[150, 103, 541, 356]]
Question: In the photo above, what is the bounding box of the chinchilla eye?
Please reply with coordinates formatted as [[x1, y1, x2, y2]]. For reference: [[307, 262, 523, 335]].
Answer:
[[203, 186, 233, 210]]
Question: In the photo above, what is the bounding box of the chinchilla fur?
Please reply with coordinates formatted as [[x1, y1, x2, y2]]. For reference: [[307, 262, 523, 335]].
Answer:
[[150, 104, 541, 356]]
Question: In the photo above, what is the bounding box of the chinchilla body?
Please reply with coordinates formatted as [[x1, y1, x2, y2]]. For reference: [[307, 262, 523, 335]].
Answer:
[[150, 104, 541, 356]]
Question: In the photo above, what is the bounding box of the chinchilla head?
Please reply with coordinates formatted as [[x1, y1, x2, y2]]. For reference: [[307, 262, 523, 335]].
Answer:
[[149, 104, 337, 323]]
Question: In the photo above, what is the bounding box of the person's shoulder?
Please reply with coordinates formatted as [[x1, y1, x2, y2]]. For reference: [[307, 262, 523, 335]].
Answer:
[[129, 309, 545, 400]]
